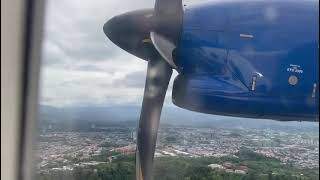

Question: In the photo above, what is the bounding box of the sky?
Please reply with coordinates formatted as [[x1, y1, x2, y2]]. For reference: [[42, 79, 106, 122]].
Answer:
[[40, 0, 167, 107], [39, 0, 219, 107]]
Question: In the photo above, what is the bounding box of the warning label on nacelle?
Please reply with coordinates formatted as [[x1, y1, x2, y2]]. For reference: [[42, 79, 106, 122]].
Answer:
[[287, 64, 303, 74]]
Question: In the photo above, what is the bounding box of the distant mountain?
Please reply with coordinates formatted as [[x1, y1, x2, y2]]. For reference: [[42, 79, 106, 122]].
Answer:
[[39, 104, 319, 132], [39, 104, 140, 122]]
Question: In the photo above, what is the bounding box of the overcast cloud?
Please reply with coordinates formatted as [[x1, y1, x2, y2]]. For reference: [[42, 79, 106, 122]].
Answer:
[[39, 0, 221, 107], [40, 0, 167, 107]]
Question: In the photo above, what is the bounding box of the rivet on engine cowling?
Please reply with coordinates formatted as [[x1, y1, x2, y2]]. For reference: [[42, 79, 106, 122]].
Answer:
[[288, 75, 298, 86]]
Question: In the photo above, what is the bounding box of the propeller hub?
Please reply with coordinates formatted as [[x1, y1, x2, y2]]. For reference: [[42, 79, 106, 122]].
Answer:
[[103, 6, 183, 61], [103, 9, 155, 60]]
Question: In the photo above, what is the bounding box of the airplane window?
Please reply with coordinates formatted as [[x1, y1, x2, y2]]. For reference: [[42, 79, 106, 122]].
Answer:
[[35, 0, 319, 180]]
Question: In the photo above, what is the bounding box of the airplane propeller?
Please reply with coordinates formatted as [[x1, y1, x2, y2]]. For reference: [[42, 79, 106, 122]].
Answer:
[[103, 0, 183, 179]]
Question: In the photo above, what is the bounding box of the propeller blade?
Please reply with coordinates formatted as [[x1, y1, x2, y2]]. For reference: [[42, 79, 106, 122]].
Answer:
[[154, 0, 183, 16], [103, 2, 183, 179], [150, 32, 177, 69], [136, 57, 173, 180], [153, 0, 183, 45]]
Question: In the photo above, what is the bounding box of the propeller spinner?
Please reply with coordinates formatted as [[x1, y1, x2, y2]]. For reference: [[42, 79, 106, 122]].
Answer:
[[103, 0, 183, 179]]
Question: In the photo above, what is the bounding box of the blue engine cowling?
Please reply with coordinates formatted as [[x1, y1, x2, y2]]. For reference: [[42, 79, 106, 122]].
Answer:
[[173, 0, 319, 121]]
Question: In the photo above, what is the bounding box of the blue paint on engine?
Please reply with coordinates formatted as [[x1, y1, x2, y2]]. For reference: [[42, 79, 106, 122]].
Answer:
[[173, 0, 319, 121]]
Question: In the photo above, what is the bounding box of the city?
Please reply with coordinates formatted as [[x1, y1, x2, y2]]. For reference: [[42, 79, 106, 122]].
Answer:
[[36, 124, 319, 179]]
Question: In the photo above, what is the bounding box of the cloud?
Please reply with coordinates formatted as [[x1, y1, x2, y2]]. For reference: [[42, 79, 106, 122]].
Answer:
[[39, 0, 196, 107], [113, 71, 146, 88], [41, 0, 153, 65], [40, 0, 156, 106]]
